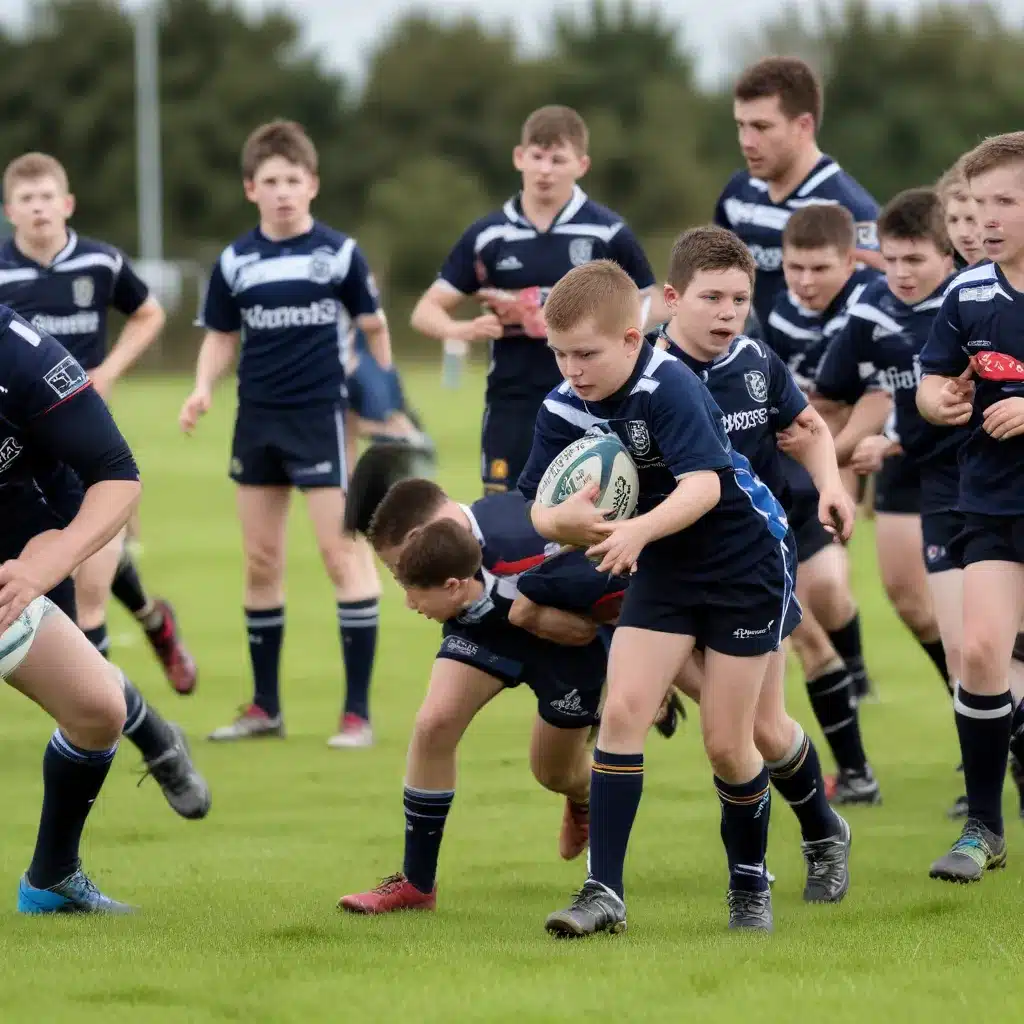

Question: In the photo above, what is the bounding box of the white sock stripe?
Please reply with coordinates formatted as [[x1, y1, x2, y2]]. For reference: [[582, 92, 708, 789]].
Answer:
[[403, 784, 456, 799], [122, 701, 148, 735], [338, 619, 379, 629], [823, 716, 855, 734], [337, 605, 380, 618], [788, 788, 818, 806], [953, 688, 1014, 720], [50, 728, 118, 763], [765, 725, 806, 771], [246, 615, 284, 629], [809, 676, 852, 697]]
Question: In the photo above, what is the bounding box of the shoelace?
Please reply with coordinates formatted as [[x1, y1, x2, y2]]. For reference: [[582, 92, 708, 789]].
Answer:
[[805, 843, 843, 880], [135, 745, 186, 792], [953, 821, 986, 852], [371, 874, 408, 896], [727, 889, 770, 913]]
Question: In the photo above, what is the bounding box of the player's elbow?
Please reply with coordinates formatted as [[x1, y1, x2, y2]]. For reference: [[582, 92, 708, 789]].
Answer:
[[409, 295, 435, 335], [697, 470, 721, 513], [134, 296, 166, 330], [509, 595, 541, 634]]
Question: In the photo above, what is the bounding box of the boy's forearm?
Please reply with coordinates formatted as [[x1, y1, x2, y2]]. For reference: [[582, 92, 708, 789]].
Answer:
[[101, 300, 165, 380], [194, 332, 238, 391], [637, 471, 721, 543]]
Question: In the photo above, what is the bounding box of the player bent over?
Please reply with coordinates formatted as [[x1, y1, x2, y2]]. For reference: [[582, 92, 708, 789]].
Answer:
[[338, 516, 608, 913], [918, 133, 1024, 881], [522, 261, 829, 935]]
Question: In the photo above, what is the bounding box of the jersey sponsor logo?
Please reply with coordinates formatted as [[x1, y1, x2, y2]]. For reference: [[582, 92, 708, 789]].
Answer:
[[855, 221, 878, 249], [876, 356, 921, 393], [568, 238, 594, 267], [960, 283, 1012, 304], [966, 339, 991, 348], [747, 243, 783, 272], [442, 636, 479, 658], [43, 355, 88, 400], [732, 618, 775, 640], [550, 688, 587, 717], [240, 299, 339, 331], [71, 275, 95, 308], [30, 311, 101, 337], [626, 420, 651, 457], [744, 370, 768, 403], [292, 461, 333, 477], [0, 436, 23, 473], [722, 198, 790, 232], [722, 407, 769, 433], [495, 254, 523, 271]]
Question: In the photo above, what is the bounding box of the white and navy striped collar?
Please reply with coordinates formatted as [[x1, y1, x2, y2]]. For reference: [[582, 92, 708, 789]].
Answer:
[[503, 186, 589, 229], [6, 228, 78, 269]]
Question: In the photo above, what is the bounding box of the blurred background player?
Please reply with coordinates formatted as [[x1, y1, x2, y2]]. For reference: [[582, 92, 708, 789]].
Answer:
[[410, 105, 654, 495], [937, 160, 983, 271], [180, 120, 389, 748], [715, 56, 881, 336], [0, 152, 197, 695]]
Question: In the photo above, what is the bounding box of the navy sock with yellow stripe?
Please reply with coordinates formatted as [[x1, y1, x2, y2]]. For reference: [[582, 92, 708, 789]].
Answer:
[[715, 765, 771, 893], [589, 748, 643, 899]]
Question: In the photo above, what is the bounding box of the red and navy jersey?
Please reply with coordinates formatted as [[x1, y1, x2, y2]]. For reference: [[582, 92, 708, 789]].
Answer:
[[437, 186, 654, 402], [462, 491, 557, 576], [200, 221, 379, 409], [660, 331, 807, 510], [714, 156, 879, 328], [518, 343, 789, 584], [0, 306, 138, 554], [764, 268, 880, 391], [817, 274, 964, 476], [0, 231, 150, 371], [920, 262, 1024, 516]]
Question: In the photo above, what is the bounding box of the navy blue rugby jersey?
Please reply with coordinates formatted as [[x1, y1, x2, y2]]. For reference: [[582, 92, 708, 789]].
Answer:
[[0, 306, 138, 535], [920, 262, 1024, 517], [437, 186, 654, 402], [0, 231, 150, 371], [461, 491, 560, 575], [658, 330, 807, 510], [200, 221, 379, 409], [764, 267, 879, 391], [518, 343, 789, 583], [714, 156, 879, 328], [817, 274, 965, 511]]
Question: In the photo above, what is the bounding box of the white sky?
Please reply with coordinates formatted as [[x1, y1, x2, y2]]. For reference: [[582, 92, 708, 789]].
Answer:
[[3, 0, 1023, 88]]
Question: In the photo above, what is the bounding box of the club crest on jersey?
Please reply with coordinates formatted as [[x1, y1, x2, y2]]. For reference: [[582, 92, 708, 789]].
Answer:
[[568, 238, 594, 267], [0, 436, 22, 473], [71, 276, 94, 308], [309, 250, 334, 285], [744, 370, 768, 403], [626, 420, 651, 456]]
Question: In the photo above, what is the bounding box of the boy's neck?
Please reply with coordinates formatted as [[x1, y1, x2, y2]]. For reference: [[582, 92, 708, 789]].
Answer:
[[520, 187, 575, 232], [664, 319, 717, 364], [998, 256, 1024, 293], [15, 228, 71, 267], [766, 144, 823, 203], [259, 214, 314, 242], [460, 578, 485, 610]]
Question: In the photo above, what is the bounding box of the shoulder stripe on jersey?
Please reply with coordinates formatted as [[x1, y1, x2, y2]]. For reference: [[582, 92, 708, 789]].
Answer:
[[335, 237, 356, 282], [823, 313, 851, 336], [0, 267, 39, 286], [713, 336, 764, 371], [721, 198, 789, 231], [644, 345, 674, 375], [797, 161, 840, 197], [555, 186, 589, 225], [946, 263, 996, 297], [52, 230, 78, 265], [460, 503, 485, 545], [767, 310, 818, 341], [8, 318, 41, 346], [54, 251, 122, 275], [552, 222, 623, 243], [220, 246, 243, 290], [631, 377, 659, 394], [233, 253, 342, 291], [474, 223, 536, 253], [849, 302, 902, 335], [543, 398, 605, 431], [502, 198, 523, 225], [913, 295, 944, 312], [787, 196, 840, 210], [846, 283, 870, 308]]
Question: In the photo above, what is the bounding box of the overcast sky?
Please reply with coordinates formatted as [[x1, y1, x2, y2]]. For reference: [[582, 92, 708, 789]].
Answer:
[[3, 0, 1023, 87]]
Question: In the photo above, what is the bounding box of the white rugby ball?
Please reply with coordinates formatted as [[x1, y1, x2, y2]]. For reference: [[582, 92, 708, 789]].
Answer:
[[536, 433, 638, 521]]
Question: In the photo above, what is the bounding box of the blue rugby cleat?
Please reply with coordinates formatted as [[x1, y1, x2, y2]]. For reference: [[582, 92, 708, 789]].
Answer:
[[18, 869, 134, 914]]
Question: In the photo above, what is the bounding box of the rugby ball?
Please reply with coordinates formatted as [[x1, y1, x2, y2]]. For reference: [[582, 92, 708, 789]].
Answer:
[[536, 434, 638, 521]]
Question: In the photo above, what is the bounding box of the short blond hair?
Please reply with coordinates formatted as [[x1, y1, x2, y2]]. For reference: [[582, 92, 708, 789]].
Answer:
[[544, 260, 640, 337], [3, 152, 69, 200], [936, 156, 970, 204], [962, 132, 1024, 182]]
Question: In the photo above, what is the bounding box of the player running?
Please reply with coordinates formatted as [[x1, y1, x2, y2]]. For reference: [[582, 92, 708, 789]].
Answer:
[[410, 105, 654, 494], [0, 152, 197, 694], [715, 56, 880, 335], [0, 305, 201, 911], [181, 121, 390, 748], [337, 481, 611, 914], [918, 133, 1024, 881]]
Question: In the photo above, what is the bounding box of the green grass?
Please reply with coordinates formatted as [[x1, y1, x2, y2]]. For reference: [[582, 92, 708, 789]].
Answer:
[[0, 365, 1021, 1023]]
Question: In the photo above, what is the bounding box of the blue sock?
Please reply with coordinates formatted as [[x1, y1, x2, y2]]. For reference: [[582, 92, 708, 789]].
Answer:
[[120, 674, 174, 761], [246, 607, 284, 718], [767, 727, 840, 843], [589, 748, 644, 899], [83, 623, 110, 659], [402, 785, 455, 893], [955, 684, 1012, 835], [338, 599, 378, 722], [27, 730, 117, 890], [715, 765, 771, 893]]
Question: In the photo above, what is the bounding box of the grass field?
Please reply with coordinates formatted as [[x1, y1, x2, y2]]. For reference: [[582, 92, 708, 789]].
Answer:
[[1, 364, 1022, 1023]]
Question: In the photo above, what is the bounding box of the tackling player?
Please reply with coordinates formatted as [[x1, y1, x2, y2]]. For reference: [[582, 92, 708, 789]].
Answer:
[[410, 105, 654, 495], [715, 56, 880, 333], [918, 133, 1024, 881], [0, 152, 197, 694], [181, 121, 389, 749]]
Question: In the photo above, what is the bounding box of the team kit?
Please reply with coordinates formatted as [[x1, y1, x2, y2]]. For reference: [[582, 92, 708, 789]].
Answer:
[[1, 56, 1023, 935]]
